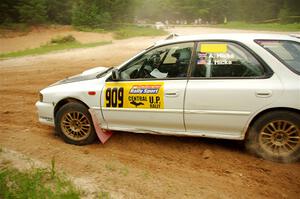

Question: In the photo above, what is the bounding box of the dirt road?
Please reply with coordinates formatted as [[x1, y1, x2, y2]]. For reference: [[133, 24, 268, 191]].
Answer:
[[0, 27, 299, 199], [0, 25, 113, 53]]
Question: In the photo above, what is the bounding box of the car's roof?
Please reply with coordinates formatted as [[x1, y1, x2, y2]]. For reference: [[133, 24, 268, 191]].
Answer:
[[154, 33, 299, 46]]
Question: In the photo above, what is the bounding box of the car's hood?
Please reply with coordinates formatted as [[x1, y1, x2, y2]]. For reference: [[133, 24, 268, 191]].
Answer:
[[50, 66, 112, 87]]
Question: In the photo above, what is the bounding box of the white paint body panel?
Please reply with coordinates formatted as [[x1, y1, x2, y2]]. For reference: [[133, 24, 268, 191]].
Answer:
[[35, 101, 55, 126], [184, 75, 283, 139], [35, 72, 108, 126], [100, 80, 187, 132], [80, 66, 107, 76], [36, 34, 300, 140]]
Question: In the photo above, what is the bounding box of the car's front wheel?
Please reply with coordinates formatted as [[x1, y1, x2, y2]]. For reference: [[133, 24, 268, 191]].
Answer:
[[55, 102, 97, 145], [246, 111, 300, 163]]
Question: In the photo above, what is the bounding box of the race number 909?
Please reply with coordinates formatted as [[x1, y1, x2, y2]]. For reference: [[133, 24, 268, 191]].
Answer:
[[105, 87, 124, 108]]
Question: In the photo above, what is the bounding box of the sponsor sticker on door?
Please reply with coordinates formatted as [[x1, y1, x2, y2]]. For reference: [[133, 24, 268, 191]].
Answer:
[[104, 82, 164, 109]]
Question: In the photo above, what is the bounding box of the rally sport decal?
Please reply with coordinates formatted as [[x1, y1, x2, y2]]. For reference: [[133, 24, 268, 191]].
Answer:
[[104, 82, 164, 109]]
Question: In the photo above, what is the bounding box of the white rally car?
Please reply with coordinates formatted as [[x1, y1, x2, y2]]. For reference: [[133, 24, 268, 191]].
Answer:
[[36, 34, 300, 162]]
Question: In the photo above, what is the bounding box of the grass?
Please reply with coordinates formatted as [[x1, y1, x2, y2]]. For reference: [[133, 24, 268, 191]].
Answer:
[[74, 26, 107, 33], [0, 25, 166, 59], [104, 160, 129, 177], [50, 34, 76, 44], [74, 24, 168, 39], [213, 21, 300, 31], [105, 163, 117, 172], [98, 191, 111, 199], [113, 26, 168, 39], [141, 170, 150, 180], [0, 159, 81, 199], [0, 40, 112, 59], [119, 166, 129, 177]]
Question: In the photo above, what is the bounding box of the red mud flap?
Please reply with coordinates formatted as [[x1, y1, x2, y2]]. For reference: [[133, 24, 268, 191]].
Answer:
[[89, 109, 113, 144]]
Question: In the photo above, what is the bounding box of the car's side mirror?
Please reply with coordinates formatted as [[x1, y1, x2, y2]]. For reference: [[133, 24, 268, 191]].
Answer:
[[111, 68, 120, 81]]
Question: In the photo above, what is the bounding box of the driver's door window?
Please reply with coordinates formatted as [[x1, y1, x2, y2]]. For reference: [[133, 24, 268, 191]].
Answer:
[[120, 42, 194, 80]]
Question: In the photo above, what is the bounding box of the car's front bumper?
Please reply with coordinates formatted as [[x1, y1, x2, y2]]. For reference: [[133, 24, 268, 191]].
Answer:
[[35, 101, 55, 126]]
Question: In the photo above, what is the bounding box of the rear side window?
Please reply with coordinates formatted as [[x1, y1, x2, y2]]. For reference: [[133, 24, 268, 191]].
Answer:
[[256, 40, 300, 75], [192, 42, 266, 78]]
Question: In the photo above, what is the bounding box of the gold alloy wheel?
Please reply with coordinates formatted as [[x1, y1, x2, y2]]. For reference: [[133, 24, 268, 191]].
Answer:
[[61, 111, 91, 141], [259, 120, 300, 157]]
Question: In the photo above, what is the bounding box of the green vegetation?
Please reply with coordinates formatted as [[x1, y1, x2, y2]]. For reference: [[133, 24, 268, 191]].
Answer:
[[104, 160, 130, 177], [0, 160, 80, 199], [72, 1, 111, 28], [17, 0, 48, 24], [114, 26, 167, 40], [74, 25, 167, 40], [74, 26, 106, 33], [0, 38, 111, 59], [141, 170, 150, 180], [1, 0, 299, 28], [214, 22, 300, 31], [136, 0, 300, 24], [0, 0, 135, 27], [0, 25, 166, 59], [105, 162, 117, 172], [46, 0, 72, 24], [98, 191, 111, 199], [119, 166, 129, 177], [0, 23, 29, 32], [71, 0, 136, 28], [50, 34, 76, 44]]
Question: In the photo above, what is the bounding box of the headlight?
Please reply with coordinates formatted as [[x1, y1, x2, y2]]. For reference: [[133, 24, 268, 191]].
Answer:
[[39, 93, 43, 102]]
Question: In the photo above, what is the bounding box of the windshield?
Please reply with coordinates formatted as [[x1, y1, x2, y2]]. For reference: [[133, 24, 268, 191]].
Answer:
[[256, 40, 300, 75]]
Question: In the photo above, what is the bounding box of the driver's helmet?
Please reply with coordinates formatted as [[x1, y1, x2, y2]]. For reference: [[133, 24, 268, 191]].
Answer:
[[148, 52, 161, 68], [172, 48, 191, 65]]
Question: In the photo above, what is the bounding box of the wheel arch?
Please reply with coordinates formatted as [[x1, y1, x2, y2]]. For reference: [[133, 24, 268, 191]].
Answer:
[[54, 97, 90, 119], [54, 97, 98, 145], [244, 107, 300, 139]]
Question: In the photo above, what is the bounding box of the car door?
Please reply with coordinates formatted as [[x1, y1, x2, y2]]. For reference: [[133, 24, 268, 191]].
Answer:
[[184, 41, 283, 139], [101, 42, 195, 134]]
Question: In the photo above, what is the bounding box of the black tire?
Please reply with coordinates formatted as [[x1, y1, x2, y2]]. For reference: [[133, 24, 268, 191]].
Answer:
[[245, 111, 300, 163], [55, 102, 97, 145]]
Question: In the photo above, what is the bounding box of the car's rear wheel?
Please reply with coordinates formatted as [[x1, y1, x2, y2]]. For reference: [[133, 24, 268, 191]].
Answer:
[[55, 102, 96, 145], [246, 111, 300, 163]]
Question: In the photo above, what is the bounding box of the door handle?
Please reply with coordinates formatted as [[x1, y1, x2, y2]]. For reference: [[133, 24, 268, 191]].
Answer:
[[165, 91, 179, 97], [255, 90, 272, 98]]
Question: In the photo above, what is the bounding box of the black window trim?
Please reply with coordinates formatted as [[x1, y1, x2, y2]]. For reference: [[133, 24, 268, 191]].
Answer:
[[254, 39, 300, 76]]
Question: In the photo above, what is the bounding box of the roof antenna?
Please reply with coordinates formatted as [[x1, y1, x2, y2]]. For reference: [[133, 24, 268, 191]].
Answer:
[[165, 33, 179, 40]]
